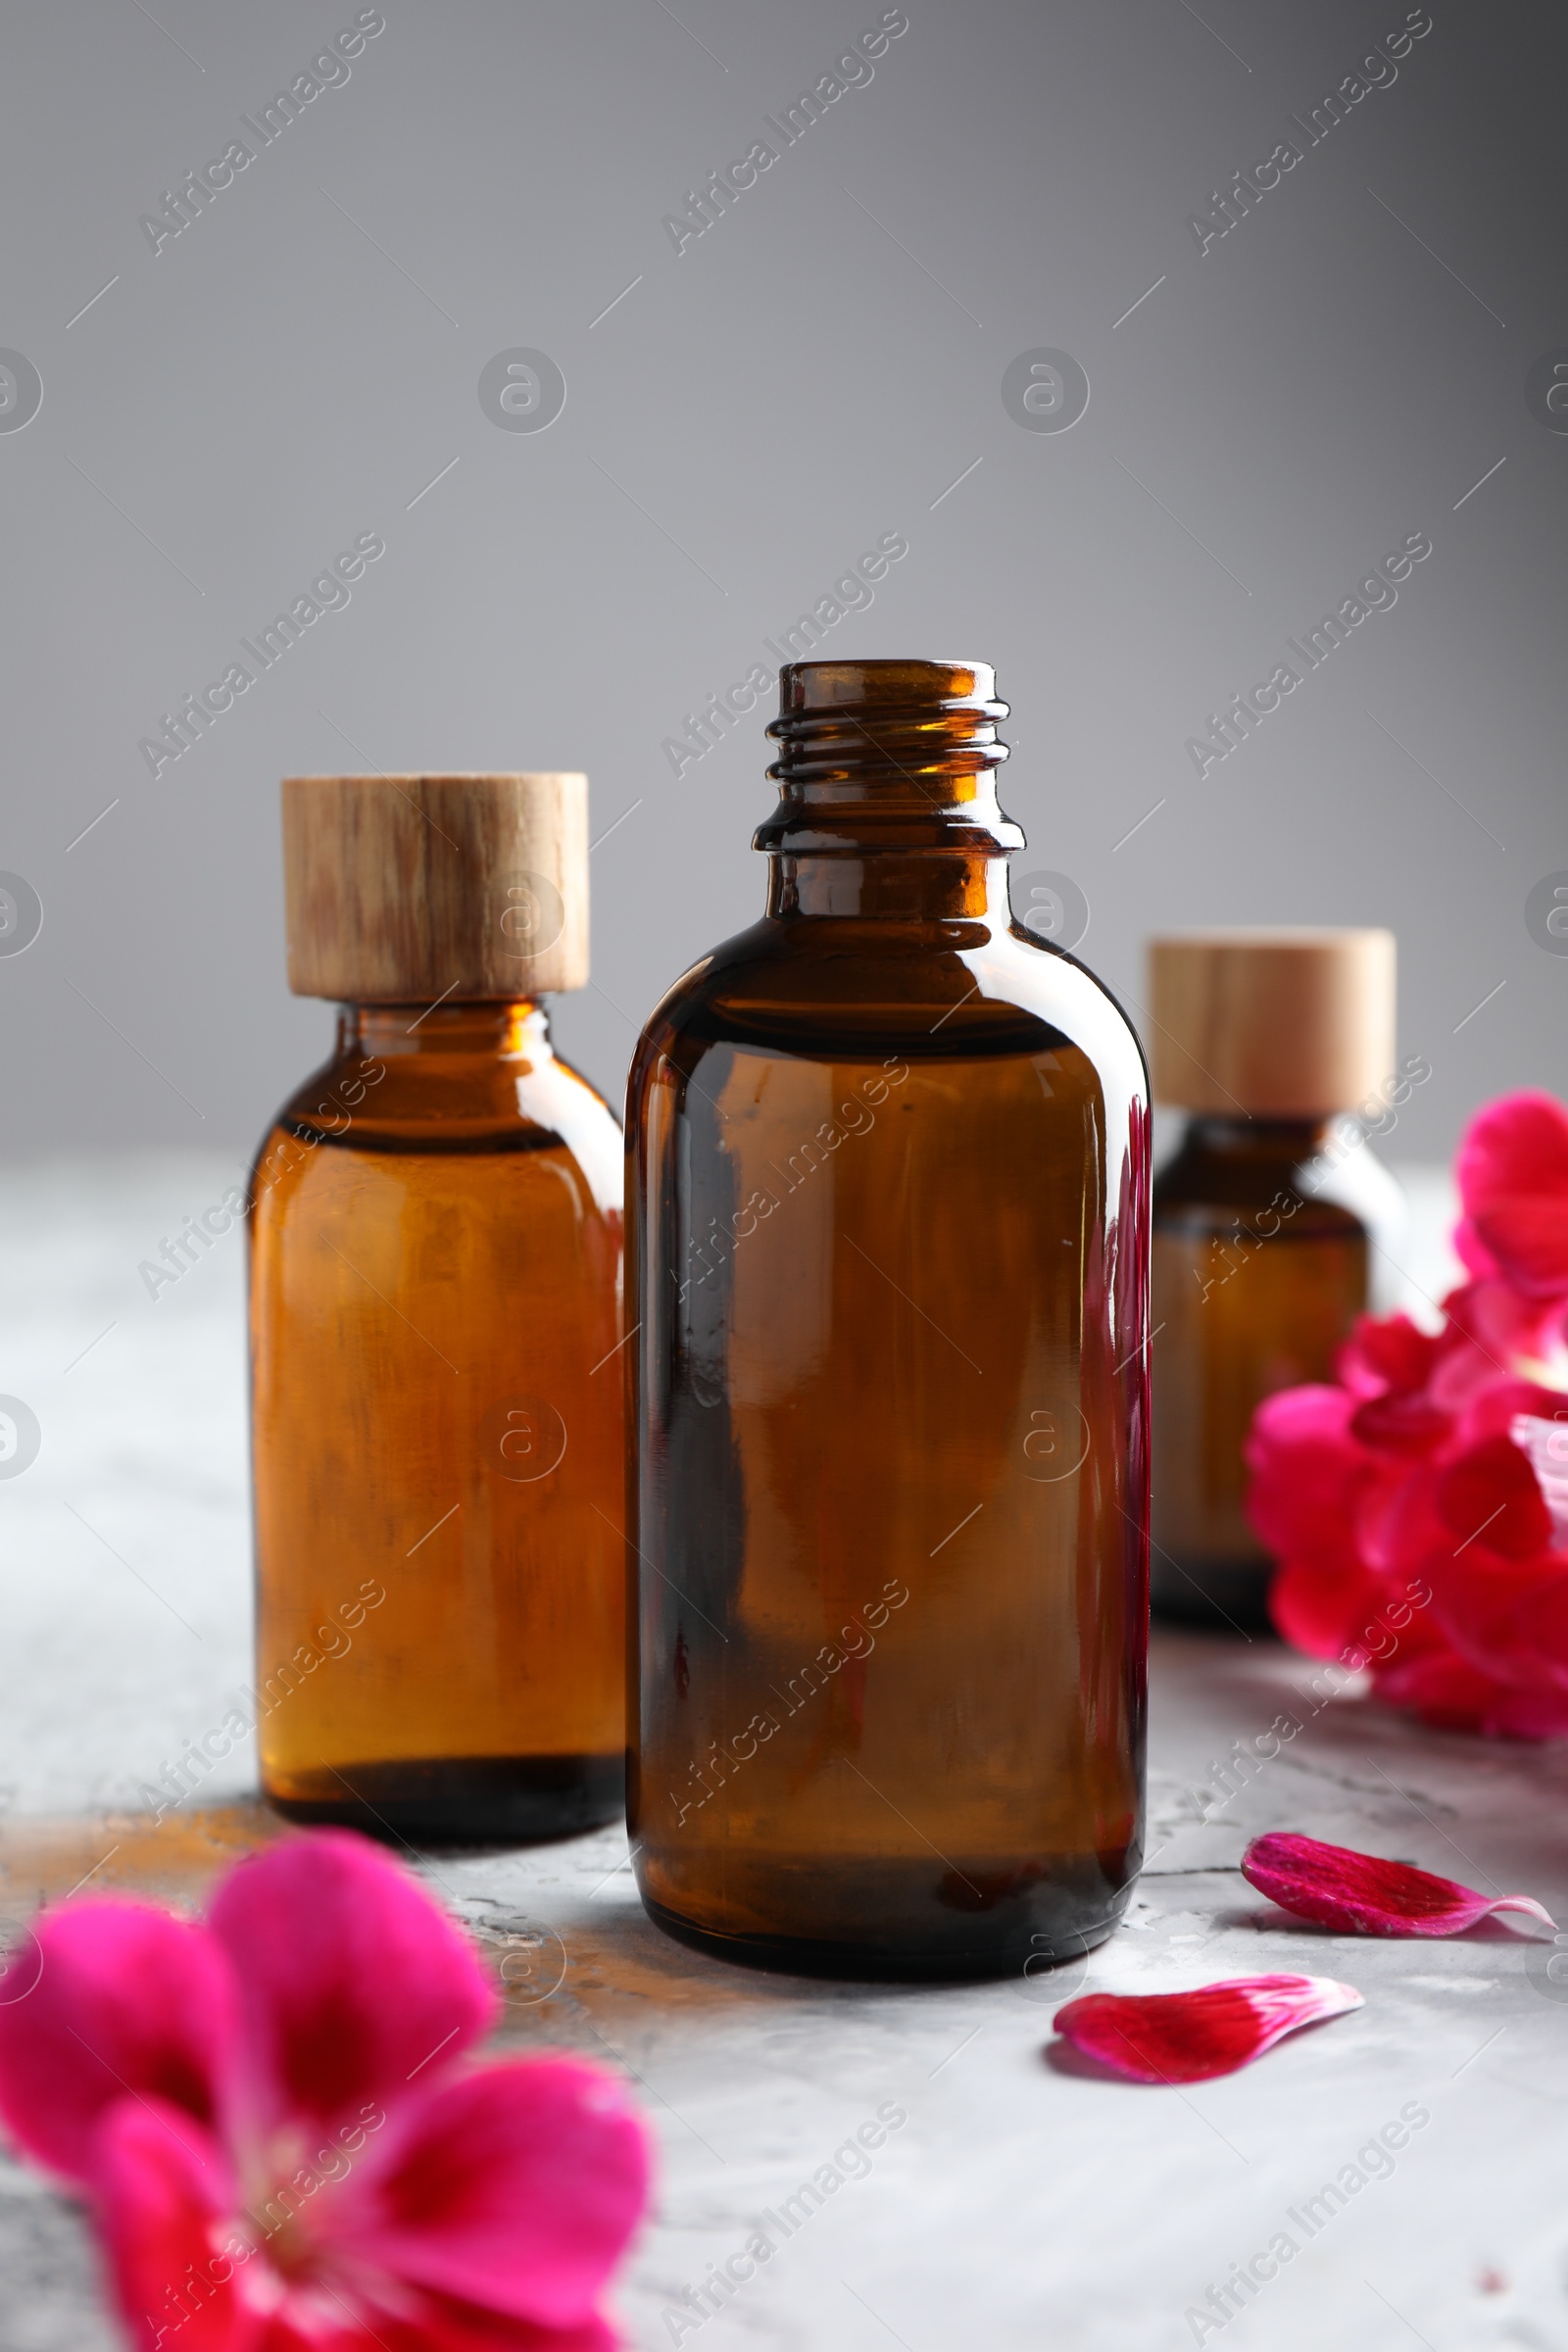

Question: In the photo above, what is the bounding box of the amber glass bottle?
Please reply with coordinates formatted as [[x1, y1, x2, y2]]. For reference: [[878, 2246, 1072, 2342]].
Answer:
[[626, 661, 1150, 1980], [250, 773, 625, 1841], [1148, 931, 1404, 1631]]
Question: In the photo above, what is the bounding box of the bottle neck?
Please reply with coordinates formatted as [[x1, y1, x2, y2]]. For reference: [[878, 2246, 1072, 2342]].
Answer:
[[336, 1000, 552, 1063], [766, 852, 1013, 921], [1181, 1112, 1340, 1155]]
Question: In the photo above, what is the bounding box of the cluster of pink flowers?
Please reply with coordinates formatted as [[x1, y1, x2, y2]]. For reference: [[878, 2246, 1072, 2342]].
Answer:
[[1246, 1090, 1568, 1737], [0, 1834, 649, 2350]]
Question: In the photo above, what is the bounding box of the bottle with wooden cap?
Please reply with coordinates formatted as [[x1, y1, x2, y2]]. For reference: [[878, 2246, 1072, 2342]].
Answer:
[[626, 660, 1151, 1979], [249, 772, 625, 1841], [1148, 928, 1412, 1631]]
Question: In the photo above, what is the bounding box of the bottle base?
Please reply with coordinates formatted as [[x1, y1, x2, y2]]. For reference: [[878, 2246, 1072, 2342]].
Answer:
[[264, 1753, 624, 1847], [638, 1888, 1127, 1984], [1151, 1556, 1277, 1633]]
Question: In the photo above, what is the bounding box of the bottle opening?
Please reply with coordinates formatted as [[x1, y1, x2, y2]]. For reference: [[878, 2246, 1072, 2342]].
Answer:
[[759, 658, 1021, 854]]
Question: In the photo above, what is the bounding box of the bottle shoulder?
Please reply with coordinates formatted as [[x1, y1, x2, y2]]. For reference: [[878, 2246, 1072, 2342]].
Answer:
[[255, 1036, 622, 1203], [1152, 1125, 1401, 1238], [633, 916, 1148, 1093]]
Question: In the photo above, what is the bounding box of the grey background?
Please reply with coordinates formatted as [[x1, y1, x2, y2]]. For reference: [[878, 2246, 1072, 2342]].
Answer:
[[1, 0, 1563, 1158]]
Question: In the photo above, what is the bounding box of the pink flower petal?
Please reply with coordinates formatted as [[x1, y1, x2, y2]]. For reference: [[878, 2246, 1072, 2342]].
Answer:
[[1242, 1832, 1556, 1938], [0, 1901, 234, 2187], [1430, 1282, 1561, 1413], [1348, 1389, 1451, 1456], [209, 1832, 497, 2148], [400, 2302, 619, 2352], [1369, 1646, 1568, 1740], [1244, 1386, 1379, 1568], [1456, 1091, 1568, 1301], [92, 2099, 254, 2352], [96, 2099, 622, 2352], [1417, 1539, 1568, 1701], [1052, 1974, 1361, 2082], [1338, 1311, 1443, 1400], [1433, 1435, 1554, 1561], [1268, 1551, 1396, 1666], [338, 2059, 650, 2331]]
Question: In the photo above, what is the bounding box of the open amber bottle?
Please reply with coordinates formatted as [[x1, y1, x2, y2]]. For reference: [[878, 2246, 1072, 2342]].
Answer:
[[1149, 931, 1405, 1631], [250, 773, 625, 1842], [626, 661, 1150, 1979]]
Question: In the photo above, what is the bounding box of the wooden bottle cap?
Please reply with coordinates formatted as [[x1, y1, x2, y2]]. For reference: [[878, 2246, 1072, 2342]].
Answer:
[[282, 773, 589, 1002], [1148, 929, 1396, 1115]]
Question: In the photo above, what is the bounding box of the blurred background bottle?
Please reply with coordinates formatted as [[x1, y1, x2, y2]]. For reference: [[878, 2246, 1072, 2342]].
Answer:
[[250, 772, 625, 1841], [1148, 930, 1408, 1632]]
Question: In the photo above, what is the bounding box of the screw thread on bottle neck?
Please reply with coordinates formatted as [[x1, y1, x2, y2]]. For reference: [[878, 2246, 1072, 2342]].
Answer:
[[757, 659, 1023, 855]]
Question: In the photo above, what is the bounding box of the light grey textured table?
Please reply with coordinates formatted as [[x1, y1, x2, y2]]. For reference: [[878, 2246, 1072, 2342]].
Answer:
[[4, 1156, 1564, 2352]]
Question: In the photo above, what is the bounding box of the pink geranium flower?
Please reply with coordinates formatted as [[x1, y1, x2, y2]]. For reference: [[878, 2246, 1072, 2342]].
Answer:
[[1245, 1091, 1568, 1739], [0, 1832, 650, 2350]]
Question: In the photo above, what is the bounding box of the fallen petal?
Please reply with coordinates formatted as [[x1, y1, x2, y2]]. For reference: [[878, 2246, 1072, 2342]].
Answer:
[[1053, 1975, 1362, 2082], [1242, 1832, 1556, 1938]]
